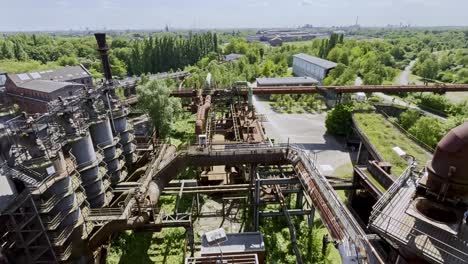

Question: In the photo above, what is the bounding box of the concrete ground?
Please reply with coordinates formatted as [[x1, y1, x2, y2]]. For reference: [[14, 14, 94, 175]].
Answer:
[[252, 95, 354, 176]]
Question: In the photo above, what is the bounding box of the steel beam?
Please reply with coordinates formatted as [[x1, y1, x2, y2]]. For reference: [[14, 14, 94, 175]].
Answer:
[[259, 209, 313, 217]]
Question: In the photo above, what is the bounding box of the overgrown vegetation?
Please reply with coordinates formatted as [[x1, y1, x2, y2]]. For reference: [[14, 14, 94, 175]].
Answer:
[[396, 108, 467, 148], [260, 200, 341, 264], [354, 113, 432, 176], [325, 102, 374, 136], [137, 79, 182, 139], [270, 94, 323, 114]]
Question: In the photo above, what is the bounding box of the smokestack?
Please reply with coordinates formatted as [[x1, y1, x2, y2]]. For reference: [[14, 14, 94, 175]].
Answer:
[[94, 33, 113, 83]]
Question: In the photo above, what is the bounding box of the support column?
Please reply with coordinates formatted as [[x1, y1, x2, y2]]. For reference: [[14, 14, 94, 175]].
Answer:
[[308, 206, 315, 229], [186, 226, 195, 257], [254, 179, 260, 231], [348, 173, 359, 204], [296, 192, 304, 209]]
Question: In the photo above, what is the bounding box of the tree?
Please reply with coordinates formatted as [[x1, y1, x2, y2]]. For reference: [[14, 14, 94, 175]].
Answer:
[[57, 55, 79, 66], [325, 103, 354, 136], [409, 116, 444, 148], [419, 58, 439, 83], [390, 46, 405, 61], [137, 79, 182, 139], [1, 41, 14, 59], [13, 42, 28, 61], [398, 109, 421, 130]]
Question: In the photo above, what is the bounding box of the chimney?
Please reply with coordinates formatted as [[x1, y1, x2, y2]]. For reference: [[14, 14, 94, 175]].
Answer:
[[94, 33, 113, 84]]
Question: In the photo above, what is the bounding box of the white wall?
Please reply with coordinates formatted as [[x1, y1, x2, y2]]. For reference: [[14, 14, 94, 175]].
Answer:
[[292, 57, 327, 82]]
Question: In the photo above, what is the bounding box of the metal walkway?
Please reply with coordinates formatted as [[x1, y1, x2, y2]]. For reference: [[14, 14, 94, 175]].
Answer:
[[84, 143, 385, 263]]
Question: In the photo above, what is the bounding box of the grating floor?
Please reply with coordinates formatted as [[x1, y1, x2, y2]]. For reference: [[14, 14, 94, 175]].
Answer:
[[370, 178, 468, 264]]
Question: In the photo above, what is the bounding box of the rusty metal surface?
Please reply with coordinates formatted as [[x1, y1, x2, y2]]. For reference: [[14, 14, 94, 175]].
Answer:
[[121, 84, 468, 104], [166, 84, 468, 98], [427, 122, 468, 196]]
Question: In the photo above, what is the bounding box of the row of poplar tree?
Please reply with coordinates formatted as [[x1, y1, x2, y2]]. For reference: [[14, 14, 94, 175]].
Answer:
[[127, 32, 218, 76]]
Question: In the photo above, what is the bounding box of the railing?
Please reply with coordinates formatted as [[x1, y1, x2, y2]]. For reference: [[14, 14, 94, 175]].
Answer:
[[50, 224, 75, 246], [288, 145, 384, 263], [57, 242, 73, 261], [231, 104, 241, 142], [371, 210, 468, 263], [75, 158, 99, 171], [369, 167, 413, 222], [185, 254, 259, 264]]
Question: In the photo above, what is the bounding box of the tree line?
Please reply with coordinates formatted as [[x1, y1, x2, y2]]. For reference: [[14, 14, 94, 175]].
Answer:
[[126, 32, 218, 76]]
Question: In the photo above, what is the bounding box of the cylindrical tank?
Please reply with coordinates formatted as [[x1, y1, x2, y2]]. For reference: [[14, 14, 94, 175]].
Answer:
[[112, 109, 136, 167], [51, 151, 67, 175], [71, 134, 106, 208], [427, 122, 468, 198], [89, 118, 113, 145], [71, 135, 97, 166], [89, 117, 125, 186]]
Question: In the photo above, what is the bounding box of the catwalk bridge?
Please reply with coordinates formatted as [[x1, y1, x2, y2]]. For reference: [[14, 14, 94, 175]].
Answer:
[[87, 143, 387, 263], [123, 83, 468, 104]]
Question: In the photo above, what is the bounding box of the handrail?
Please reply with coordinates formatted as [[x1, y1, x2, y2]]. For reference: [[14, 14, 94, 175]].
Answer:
[[369, 167, 413, 221], [371, 209, 468, 263], [288, 145, 384, 264]]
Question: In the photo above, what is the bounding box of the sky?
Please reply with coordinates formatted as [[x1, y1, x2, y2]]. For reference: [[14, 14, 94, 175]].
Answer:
[[0, 0, 467, 31]]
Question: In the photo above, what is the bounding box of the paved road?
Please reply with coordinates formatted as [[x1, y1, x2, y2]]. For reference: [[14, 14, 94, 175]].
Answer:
[[398, 60, 416, 85], [252, 96, 353, 175], [354, 76, 363, 85]]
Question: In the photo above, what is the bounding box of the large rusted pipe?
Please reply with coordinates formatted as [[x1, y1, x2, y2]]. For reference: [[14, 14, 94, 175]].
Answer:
[[195, 95, 211, 135]]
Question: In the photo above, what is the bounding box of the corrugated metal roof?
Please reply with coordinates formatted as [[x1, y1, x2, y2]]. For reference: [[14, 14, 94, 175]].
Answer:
[[225, 53, 244, 62], [293, 53, 337, 69], [16, 80, 82, 93], [256, 77, 318, 86], [7, 65, 91, 85]]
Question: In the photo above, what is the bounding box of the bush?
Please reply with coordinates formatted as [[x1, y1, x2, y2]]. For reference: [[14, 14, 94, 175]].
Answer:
[[416, 94, 452, 114], [409, 116, 445, 148], [325, 103, 354, 136], [399, 109, 421, 130]]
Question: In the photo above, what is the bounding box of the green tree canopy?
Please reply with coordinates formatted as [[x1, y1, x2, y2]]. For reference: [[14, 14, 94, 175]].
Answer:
[[137, 79, 182, 139], [325, 103, 354, 136], [398, 109, 421, 130], [408, 116, 444, 148]]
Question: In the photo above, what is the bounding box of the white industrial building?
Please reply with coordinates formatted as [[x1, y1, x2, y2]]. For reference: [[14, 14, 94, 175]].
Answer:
[[292, 53, 337, 82]]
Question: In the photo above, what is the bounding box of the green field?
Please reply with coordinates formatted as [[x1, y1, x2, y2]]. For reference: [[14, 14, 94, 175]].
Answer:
[[283, 40, 317, 47], [353, 113, 432, 176]]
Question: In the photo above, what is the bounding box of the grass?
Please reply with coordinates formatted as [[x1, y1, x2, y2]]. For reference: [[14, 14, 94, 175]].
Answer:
[[260, 213, 342, 264], [353, 113, 432, 176], [283, 40, 316, 47], [331, 162, 353, 178], [363, 169, 386, 192], [106, 228, 187, 264], [0, 59, 61, 73], [409, 74, 424, 85], [169, 113, 196, 148], [445, 91, 468, 104], [107, 187, 192, 263]]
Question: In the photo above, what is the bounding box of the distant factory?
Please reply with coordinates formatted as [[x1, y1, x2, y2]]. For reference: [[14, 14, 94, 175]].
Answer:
[[246, 29, 328, 45]]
